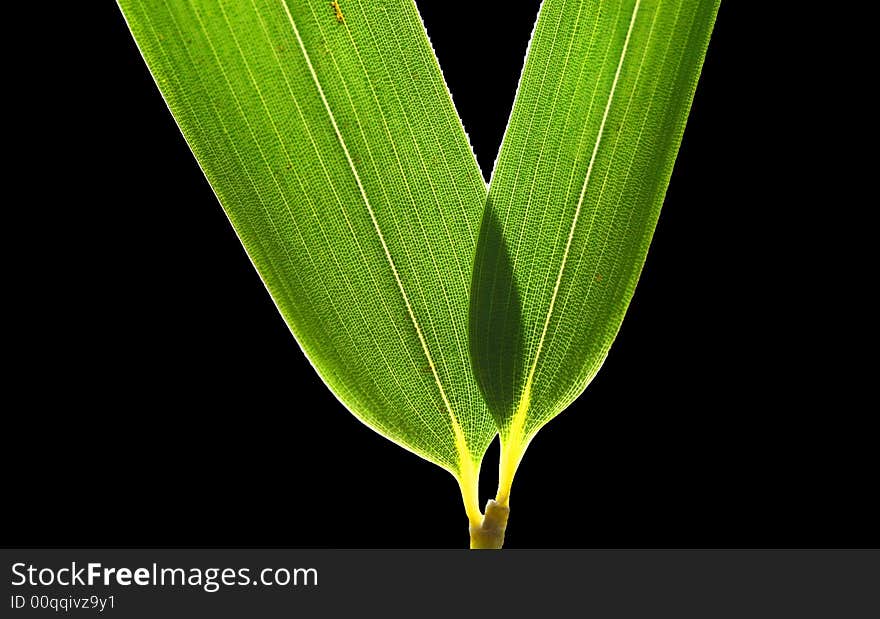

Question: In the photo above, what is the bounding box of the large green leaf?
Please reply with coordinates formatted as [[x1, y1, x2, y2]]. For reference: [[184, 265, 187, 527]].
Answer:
[[118, 0, 494, 522], [470, 0, 720, 501]]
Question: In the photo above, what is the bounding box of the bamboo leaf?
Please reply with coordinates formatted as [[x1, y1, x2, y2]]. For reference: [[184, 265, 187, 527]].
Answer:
[[118, 0, 494, 519], [470, 0, 720, 498]]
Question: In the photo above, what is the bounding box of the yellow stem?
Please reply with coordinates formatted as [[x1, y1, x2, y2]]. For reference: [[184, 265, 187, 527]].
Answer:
[[456, 456, 483, 529], [495, 380, 533, 507], [495, 432, 529, 507]]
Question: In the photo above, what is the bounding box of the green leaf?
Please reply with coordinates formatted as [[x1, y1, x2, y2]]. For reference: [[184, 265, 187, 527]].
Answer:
[[470, 0, 720, 500], [118, 0, 494, 521]]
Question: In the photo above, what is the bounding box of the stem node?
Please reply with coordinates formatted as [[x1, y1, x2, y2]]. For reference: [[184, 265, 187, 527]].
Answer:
[[469, 500, 510, 549]]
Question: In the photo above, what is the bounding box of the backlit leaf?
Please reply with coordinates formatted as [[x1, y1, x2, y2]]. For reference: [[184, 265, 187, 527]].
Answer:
[[470, 0, 720, 500], [118, 0, 495, 521]]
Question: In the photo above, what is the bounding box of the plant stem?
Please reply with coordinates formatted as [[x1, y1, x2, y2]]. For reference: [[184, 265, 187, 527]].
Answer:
[[462, 434, 530, 549], [469, 500, 510, 549], [495, 434, 529, 507], [456, 459, 484, 529]]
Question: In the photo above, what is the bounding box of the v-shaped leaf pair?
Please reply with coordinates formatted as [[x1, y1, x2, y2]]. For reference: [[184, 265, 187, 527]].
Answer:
[[118, 0, 719, 544]]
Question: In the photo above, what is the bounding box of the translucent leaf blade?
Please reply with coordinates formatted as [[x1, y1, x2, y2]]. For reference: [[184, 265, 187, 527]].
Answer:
[[471, 0, 720, 444], [118, 0, 495, 475]]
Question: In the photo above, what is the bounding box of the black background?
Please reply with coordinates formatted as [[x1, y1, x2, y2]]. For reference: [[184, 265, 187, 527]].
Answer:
[[4, 2, 873, 548]]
